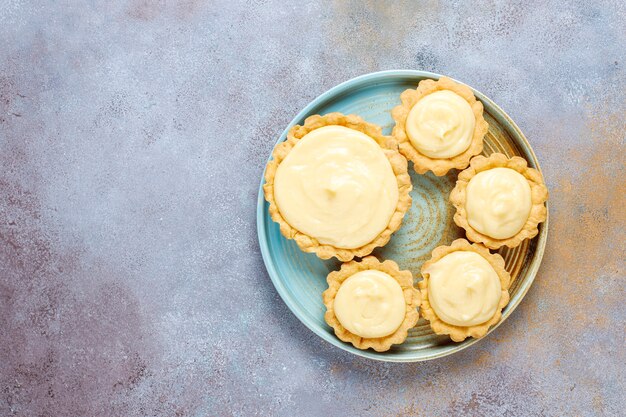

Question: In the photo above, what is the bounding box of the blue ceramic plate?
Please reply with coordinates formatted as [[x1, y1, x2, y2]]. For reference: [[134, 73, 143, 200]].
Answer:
[[256, 70, 548, 362]]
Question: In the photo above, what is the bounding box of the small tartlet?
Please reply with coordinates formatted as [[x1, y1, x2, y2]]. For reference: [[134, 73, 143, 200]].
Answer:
[[391, 77, 489, 176], [323, 256, 420, 352], [450, 153, 549, 249], [263, 112, 412, 261], [418, 239, 511, 342]]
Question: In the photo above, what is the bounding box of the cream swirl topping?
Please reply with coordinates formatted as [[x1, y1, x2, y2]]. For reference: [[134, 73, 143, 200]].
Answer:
[[334, 270, 406, 338], [466, 167, 532, 239], [406, 90, 475, 158], [273, 125, 399, 249], [425, 251, 501, 326]]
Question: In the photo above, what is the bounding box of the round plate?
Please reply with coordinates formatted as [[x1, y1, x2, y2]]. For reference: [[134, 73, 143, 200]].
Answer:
[[256, 70, 548, 362]]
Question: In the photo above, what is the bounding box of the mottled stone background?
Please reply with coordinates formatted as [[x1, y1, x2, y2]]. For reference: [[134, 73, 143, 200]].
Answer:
[[1, 1, 624, 416]]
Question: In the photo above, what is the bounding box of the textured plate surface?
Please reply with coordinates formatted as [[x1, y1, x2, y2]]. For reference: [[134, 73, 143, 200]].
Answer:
[[257, 70, 548, 362]]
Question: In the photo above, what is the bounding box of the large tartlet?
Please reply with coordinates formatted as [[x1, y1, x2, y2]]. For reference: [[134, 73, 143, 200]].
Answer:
[[450, 153, 549, 249], [418, 239, 511, 342], [263, 112, 412, 261], [323, 256, 421, 352], [391, 77, 489, 176]]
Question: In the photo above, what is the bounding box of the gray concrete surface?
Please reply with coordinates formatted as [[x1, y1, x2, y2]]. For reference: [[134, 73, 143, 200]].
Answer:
[[1, 1, 624, 416]]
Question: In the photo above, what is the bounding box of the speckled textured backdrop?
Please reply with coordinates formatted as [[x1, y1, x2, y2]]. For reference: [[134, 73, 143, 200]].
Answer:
[[1, 1, 624, 416]]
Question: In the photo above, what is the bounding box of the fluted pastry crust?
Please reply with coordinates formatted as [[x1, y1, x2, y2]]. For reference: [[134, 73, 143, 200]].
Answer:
[[391, 77, 488, 176], [418, 239, 511, 342], [323, 256, 420, 352], [450, 153, 549, 249], [263, 112, 412, 261]]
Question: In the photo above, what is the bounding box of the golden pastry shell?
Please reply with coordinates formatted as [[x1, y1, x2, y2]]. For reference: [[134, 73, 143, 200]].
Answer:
[[323, 256, 421, 352], [449, 153, 549, 249], [418, 239, 511, 342], [263, 112, 412, 261], [391, 77, 489, 176]]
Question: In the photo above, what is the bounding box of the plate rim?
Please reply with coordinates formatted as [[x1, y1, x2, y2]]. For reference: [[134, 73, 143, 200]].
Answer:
[[256, 70, 549, 362]]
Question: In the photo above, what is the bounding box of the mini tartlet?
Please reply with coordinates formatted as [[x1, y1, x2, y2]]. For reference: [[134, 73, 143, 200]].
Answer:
[[450, 153, 549, 249], [264, 112, 412, 261], [323, 256, 420, 352], [391, 77, 489, 176], [418, 239, 511, 342]]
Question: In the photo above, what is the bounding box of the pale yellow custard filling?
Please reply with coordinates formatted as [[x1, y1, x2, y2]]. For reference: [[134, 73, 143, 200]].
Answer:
[[406, 90, 475, 158], [273, 125, 399, 249], [425, 251, 501, 326], [466, 167, 532, 239], [333, 270, 406, 338]]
